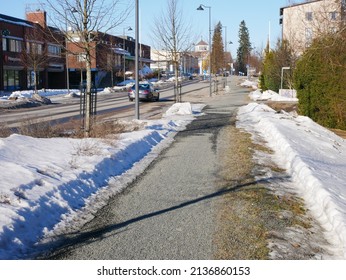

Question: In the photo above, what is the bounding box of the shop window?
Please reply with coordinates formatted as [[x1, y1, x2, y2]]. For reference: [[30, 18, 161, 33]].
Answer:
[[4, 70, 20, 91]]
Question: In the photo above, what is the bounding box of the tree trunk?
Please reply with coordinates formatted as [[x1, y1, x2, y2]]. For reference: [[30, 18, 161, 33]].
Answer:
[[174, 62, 179, 102], [84, 58, 92, 137]]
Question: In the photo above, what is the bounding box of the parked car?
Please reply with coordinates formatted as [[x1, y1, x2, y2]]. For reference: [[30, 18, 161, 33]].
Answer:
[[128, 83, 160, 102]]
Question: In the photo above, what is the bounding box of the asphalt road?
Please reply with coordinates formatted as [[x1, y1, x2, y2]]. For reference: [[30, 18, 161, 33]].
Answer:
[[0, 80, 205, 128], [45, 77, 249, 259]]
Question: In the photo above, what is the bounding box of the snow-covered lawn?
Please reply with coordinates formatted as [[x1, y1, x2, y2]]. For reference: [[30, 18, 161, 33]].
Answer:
[[0, 101, 205, 259]]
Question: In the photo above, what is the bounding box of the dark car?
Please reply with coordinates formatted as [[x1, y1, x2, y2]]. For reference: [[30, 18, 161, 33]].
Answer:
[[128, 83, 160, 102]]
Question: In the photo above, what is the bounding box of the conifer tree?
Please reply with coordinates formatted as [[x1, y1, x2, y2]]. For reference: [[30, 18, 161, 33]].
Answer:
[[211, 21, 224, 74], [236, 20, 251, 74]]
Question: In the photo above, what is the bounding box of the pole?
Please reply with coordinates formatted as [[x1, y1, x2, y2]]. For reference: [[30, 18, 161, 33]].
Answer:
[[123, 28, 126, 81], [281, 67, 290, 89], [224, 25, 227, 86], [65, 14, 70, 94], [135, 0, 140, 120], [208, 6, 212, 97]]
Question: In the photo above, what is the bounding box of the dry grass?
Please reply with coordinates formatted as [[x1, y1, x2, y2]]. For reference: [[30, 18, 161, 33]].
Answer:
[[0, 123, 12, 138], [18, 119, 60, 138], [214, 124, 310, 260], [330, 128, 346, 139], [0, 116, 141, 140]]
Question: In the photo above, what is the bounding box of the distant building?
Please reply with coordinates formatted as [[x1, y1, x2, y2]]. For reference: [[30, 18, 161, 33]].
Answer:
[[280, 0, 346, 55], [67, 32, 152, 87], [193, 39, 209, 75], [150, 49, 199, 77]]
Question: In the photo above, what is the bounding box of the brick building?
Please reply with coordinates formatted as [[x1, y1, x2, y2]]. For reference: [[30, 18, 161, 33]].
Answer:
[[0, 10, 65, 92], [67, 32, 152, 88], [1, 9, 151, 92]]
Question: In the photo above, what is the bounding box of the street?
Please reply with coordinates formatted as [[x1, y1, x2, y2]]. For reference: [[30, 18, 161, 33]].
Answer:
[[0, 80, 206, 128]]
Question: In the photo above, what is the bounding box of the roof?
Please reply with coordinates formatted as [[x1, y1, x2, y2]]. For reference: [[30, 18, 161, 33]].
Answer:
[[196, 39, 208, 46], [0, 13, 33, 27], [280, 0, 322, 13]]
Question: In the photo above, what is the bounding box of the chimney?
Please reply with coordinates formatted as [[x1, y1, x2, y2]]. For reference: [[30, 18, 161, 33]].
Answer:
[[26, 9, 47, 28]]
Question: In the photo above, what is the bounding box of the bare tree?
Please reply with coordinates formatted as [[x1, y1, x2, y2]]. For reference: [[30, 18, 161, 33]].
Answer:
[[43, 0, 132, 136], [97, 37, 119, 87], [21, 23, 51, 103], [152, 0, 194, 102]]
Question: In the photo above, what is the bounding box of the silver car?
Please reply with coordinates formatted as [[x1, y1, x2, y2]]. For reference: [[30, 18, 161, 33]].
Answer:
[[128, 83, 160, 102]]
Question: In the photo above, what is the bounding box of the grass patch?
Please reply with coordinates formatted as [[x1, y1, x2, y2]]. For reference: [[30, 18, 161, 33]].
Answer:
[[1, 117, 142, 140], [214, 124, 310, 259]]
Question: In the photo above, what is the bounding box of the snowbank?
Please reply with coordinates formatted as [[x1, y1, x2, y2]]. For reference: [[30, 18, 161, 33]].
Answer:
[[249, 89, 298, 102], [0, 102, 202, 259], [237, 103, 346, 258], [240, 79, 258, 89]]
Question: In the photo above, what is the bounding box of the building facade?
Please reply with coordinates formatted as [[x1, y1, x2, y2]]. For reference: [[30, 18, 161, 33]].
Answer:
[[193, 39, 209, 75], [67, 32, 152, 88], [150, 49, 199, 76], [0, 11, 65, 92], [1, 9, 151, 92], [280, 0, 346, 55]]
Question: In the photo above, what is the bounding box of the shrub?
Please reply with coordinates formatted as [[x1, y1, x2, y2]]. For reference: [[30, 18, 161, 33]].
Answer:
[[293, 32, 346, 129]]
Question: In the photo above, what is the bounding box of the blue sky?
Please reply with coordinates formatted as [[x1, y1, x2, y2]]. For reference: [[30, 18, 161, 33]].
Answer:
[[2, 0, 291, 57]]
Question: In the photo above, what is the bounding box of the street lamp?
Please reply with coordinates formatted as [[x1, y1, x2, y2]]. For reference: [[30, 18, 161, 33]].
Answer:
[[123, 26, 132, 81], [135, 0, 140, 119], [197, 4, 212, 97], [65, 7, 77, 94]]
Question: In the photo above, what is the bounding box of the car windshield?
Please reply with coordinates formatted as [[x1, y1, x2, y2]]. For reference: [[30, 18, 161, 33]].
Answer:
[[131, 84, 150, 90]]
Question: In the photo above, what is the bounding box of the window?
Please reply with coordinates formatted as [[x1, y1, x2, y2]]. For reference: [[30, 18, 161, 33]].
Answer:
[[305, 28, 313, 47], [2, 38, 22, 52], [48, 44, 61, 56], [330, 11, 338, 20], [2, 38, 6, 51], [26, 42, 43, 55], [27, 71, 40, 89], [305, 12, 313, 21], [77, 53, 87, 62], [4, 70, 20, 91]]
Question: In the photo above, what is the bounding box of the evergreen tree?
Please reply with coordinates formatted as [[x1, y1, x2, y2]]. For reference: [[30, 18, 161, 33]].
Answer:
[[294, 31, 346, 129], [260, 39, 294, 93], [211, 21, 224, 74], [236, 20, 251, 74]]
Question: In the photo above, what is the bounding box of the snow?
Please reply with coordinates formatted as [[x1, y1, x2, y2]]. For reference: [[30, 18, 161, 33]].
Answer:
[[237, 102, 346, 259], [0, 101, 205, 259], [1, 85, 346, 260], [249, 89, 298, 102], [240, 79, 258, 89]]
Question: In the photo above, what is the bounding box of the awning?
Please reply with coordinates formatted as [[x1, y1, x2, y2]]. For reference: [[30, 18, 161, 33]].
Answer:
[[126, 56, 155, 63], [113, 48, 131, 56]]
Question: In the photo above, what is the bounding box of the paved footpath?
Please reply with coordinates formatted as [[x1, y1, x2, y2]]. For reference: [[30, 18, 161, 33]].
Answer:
[[48, 77, 250, 259]]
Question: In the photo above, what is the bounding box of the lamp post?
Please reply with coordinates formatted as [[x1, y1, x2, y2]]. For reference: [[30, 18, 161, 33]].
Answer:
[[123, 26, 132, 81], [197, 4, 212, 97], [135, 0, 140, 119], [65, 7, 77, 94]]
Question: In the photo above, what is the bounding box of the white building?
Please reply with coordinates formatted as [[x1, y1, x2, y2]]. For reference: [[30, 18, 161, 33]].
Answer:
[[280, 0, 346, 55], [194, 39, 209, 75]]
